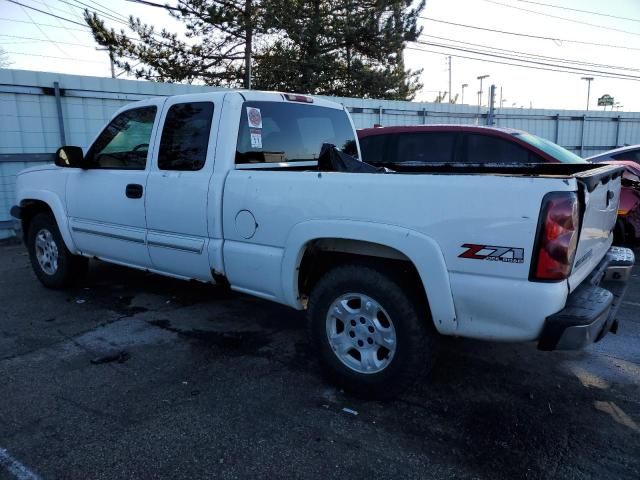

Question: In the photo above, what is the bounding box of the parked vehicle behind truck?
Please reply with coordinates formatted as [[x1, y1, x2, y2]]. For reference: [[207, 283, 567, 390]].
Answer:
[[11, 92, 635, 398]]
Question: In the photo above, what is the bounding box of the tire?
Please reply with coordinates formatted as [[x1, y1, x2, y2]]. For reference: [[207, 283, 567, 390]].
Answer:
[[26, 212, 88, 289], [307, 263, 436, 400]]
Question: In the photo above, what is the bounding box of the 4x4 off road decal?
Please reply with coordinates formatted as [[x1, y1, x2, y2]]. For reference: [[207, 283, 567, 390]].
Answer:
[[459, 244, 524, 264]]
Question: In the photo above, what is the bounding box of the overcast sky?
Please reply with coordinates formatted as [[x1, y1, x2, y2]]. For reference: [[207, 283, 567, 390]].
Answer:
[[1, 0, 639, 111]]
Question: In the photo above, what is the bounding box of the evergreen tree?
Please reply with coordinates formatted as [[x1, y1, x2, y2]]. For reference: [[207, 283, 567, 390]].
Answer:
[[84, 0, 424, 99], [84, 0, 259, 87], [256, 0, 424, 99]]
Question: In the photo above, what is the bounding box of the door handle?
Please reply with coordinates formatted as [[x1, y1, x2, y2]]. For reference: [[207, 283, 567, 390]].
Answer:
[[126, 184, 143, 199]]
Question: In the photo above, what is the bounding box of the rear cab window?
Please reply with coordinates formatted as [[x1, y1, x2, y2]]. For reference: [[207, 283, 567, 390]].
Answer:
[[235, 101, 357, 167]]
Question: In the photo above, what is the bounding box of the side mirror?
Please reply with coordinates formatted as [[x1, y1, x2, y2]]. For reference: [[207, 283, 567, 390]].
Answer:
[[55, 146, 84, 168]]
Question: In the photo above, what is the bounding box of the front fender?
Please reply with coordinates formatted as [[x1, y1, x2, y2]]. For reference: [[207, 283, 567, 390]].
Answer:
[[281, 220, 458, 335], [18, 189, 76, 253]]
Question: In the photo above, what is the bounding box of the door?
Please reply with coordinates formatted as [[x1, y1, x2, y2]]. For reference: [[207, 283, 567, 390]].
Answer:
[[67, 102, 162, 267], [144, 96, 219, 281]]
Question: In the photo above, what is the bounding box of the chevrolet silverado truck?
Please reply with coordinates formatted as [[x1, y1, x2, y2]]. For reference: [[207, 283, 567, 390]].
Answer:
[[10, 91, 635, 398]]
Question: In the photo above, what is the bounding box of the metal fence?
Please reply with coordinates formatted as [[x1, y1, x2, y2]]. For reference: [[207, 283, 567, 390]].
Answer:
[[2, 68, 640, 238]]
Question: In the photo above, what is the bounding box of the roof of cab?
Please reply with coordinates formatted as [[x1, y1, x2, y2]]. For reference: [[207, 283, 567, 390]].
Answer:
[[152, 90, 344, 110]]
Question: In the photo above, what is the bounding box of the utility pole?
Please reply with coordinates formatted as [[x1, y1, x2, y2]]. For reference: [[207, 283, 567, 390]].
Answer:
[[448, 56, 452, 103], [499, 87, 502, 109], [244, 0, 252, 89], [477, 74, 489, 107], [581, 76, 594, 111], [461, 83, 468, 104], [96, 47, 115, 78], [487, 84, 496, 125]]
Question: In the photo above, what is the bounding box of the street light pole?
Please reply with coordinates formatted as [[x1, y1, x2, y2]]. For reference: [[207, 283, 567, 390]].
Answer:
[[461, 83, 468, 104], [477, 75, 489, 107], [581, 76, 594, 111]]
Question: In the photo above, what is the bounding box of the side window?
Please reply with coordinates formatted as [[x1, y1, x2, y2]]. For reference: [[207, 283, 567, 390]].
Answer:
[[158, 102, 214, 171], [359, 135, 387, 164], [235, 101, 357, 165], [85, 107, 157, 170], [464, 134, 539, 164], [394, 132, 455, 163]]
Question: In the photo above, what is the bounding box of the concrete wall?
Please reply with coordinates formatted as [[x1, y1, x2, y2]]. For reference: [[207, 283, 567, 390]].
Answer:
[[2, 68, 640, 238]]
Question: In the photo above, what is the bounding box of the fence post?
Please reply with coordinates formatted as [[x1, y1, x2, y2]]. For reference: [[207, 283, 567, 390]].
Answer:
[[378, 106, 383, 126], [580, 114, 586, 157], [422, 107, 427, 125], [615, 115, 621, 148], [53, 81, 66, 146], [554, 114, 560, 144]]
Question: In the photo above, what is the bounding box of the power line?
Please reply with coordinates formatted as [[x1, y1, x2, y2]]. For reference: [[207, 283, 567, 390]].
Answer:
[[62, 0, 132, 26], [0, 33, 96, 48], [125, 0, 180, 11], [406, 45, 640, 83], [482, 0, 640, 37], [409, 42, 640, 81], [5, 50, 106, 63], [18, 2, 71, 58], [515, 0, 640, 23], [414, 40, 640, 80], [418, 16, 640, 51], [420, 34, 640, 73], [4, 0, 88, 27], [0, 16, 90, 31]]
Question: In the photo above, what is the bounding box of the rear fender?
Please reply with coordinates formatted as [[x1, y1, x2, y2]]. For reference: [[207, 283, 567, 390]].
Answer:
[[281, 220, 458, 335]]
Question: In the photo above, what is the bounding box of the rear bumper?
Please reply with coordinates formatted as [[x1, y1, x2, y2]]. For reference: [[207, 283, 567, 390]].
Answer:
[[538, 246, 635, 351]]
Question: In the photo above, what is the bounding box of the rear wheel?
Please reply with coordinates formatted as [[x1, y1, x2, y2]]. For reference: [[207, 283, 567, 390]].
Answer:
[[307, 264, 436, 399], [27, 212, 88, 289]]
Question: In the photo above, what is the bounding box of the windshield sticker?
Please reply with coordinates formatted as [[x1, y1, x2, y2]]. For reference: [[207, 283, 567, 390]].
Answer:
[[247, 107, 263, 129], [250, 128, 262, 149]]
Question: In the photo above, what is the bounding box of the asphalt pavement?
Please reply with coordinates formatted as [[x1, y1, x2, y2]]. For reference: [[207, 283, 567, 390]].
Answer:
[[1, 242, 639, 479]]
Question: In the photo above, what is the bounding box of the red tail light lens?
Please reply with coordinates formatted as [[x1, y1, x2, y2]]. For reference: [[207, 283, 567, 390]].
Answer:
[[531, 191, 580, 281]]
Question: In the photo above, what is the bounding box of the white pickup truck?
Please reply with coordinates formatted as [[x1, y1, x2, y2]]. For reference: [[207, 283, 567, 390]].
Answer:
[[11, 91, 635, 398]]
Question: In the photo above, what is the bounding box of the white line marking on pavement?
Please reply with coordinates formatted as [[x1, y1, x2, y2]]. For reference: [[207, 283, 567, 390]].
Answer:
[[622, 301, 640, 308], [0, 448, 41, 480]]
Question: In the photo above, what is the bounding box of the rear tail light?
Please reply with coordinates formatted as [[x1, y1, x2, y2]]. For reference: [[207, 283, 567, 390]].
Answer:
[[531, 191, 580, 281]]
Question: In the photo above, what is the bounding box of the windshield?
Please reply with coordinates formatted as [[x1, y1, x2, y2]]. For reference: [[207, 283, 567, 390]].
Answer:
[[514, 132, 588, 164]]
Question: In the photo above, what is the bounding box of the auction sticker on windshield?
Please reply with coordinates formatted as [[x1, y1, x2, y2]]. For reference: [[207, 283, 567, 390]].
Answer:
[[247, 107, 262, 129]]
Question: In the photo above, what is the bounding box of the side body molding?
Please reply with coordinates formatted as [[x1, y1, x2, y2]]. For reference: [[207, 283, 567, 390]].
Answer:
[[19, 189, 77, 253], [281, 220, 458, 335]]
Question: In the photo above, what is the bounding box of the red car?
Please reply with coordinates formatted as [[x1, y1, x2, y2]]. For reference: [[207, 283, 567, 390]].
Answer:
[[588, 146, 640, 244], [357, 125, 636, 244], [357, 125, 588, 166]]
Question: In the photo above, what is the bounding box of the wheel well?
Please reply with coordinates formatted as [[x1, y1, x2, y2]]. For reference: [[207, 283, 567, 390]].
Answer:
[[19, 199, 54, 242], [297, 239, 428, 309]]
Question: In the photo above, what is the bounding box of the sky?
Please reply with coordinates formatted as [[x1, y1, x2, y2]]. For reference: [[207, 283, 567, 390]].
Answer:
[[0, 0, 639, 111]]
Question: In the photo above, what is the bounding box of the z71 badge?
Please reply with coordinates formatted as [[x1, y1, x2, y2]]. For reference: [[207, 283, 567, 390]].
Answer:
[[459, 243, 524, 264]]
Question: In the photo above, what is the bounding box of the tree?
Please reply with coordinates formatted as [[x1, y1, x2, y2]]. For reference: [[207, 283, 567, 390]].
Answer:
[[84, 0, 424, 99], [255, 0, 424, 99], [0, 47, 11, 68], [84, 0, 259, 87]]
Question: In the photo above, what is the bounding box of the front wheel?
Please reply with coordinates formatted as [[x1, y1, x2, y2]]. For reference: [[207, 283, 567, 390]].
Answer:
[[27, 212, 88, 289], [307, 264, 436, 399]]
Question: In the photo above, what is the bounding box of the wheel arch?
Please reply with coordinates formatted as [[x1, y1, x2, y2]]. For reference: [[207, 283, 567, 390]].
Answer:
[[281, 220, 458, 335], [18, 191, 76, 252]]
